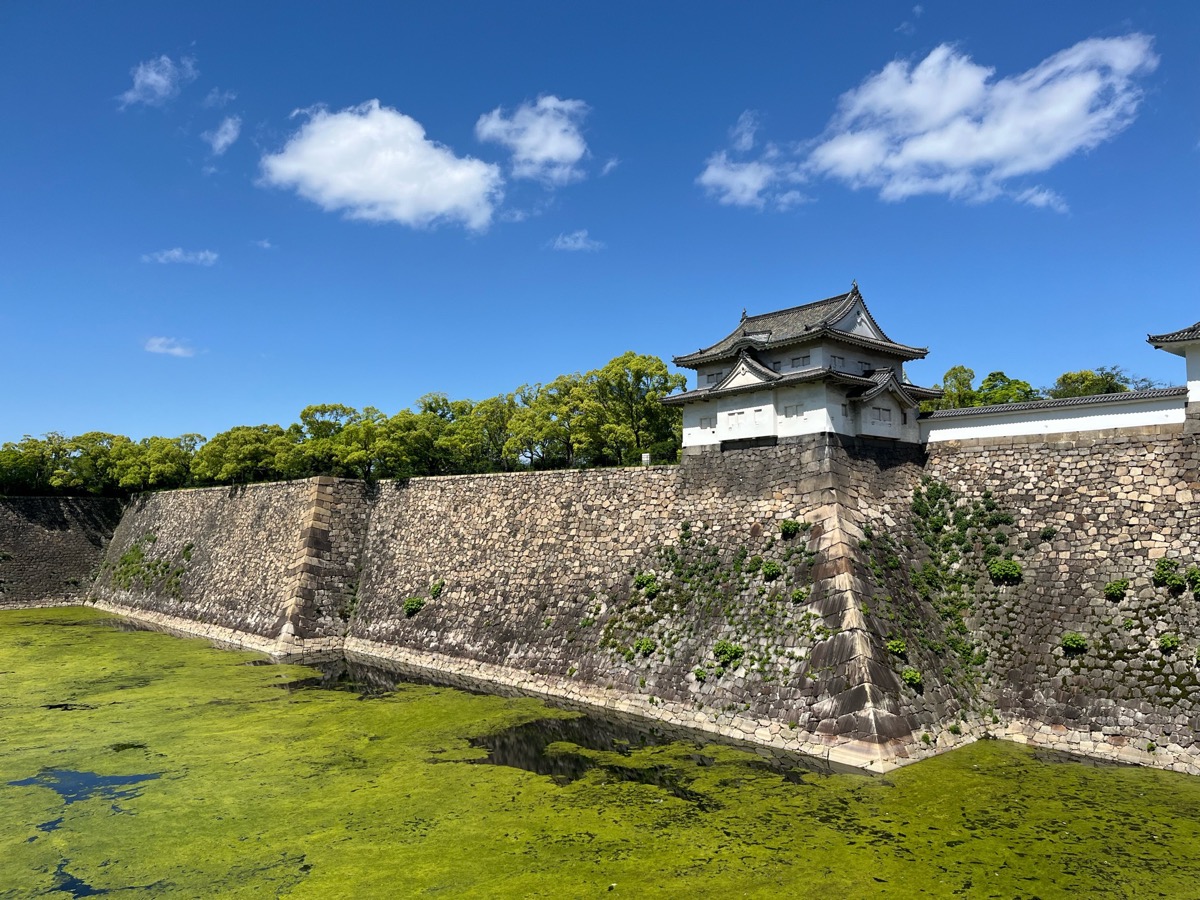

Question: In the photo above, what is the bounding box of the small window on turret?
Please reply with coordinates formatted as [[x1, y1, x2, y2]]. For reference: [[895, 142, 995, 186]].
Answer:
[[791, 354, 811, 368]]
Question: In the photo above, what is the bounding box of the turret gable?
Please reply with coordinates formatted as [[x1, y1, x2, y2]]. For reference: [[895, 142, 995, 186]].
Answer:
[[673, 284, 929, 369]]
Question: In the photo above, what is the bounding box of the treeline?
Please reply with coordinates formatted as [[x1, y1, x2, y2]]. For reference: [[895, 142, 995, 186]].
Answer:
[[0, 352, 685, 497], [922, 364, 1159, 411]]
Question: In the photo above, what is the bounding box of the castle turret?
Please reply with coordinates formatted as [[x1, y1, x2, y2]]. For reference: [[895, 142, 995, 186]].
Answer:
[[1148, 322, 1200, 432], [662, 285, 942, 450]]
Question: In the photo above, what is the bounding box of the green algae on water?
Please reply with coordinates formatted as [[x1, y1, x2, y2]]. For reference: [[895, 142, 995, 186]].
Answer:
[[3, 607, 1200, 898]]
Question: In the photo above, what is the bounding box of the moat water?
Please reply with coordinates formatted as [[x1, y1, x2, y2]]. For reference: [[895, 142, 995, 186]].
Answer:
[[3, 608, 1200, 898]]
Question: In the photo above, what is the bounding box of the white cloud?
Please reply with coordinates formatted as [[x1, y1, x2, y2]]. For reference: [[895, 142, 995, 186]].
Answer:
[[697, 152, 779, 208], [551, 229, 604, 252], [202, 116, 242, 156], [260, 100, 503, 231], [118, 55, 197, 108], [730, 111, 761, 152], [806, 35, 1158, 205], [1015, 186, 1069, 213], [476, 95, 590, 185], [141, 248, 218, 265], [696, 110, 809, 209], [254, 238, 273, 249], [203, 88, 236, 108], [145, 337, 195, 358], [601, 157, 620, 176]]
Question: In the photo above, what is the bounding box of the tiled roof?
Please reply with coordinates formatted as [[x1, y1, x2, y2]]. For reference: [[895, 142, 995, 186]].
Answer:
[[919, 386, 1186, 420], [673, 286, 928, 367], [661, 365, 870, 405], [1148, 323, 1200, 345]]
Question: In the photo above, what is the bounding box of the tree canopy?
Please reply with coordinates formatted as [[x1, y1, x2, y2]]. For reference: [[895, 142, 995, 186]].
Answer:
[[0, 352, 686, 496]]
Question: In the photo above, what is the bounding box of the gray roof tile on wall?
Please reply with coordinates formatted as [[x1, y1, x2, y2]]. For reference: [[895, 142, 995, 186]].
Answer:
[[919, 386, 1186, 420]]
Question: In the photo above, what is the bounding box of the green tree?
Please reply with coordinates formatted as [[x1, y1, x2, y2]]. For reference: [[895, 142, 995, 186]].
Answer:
[[577, 352, 685, 466], [1045, 366, 1153, 399], [504, 376, 589, 469], [191, 425, 290, 484], [921, 365, 977, 411], [976, 371, 1041, 406]]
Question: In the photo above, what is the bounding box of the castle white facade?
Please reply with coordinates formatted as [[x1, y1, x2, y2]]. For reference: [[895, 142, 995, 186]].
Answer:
[[664, 286, 940, 448], [666, 287, 1199, 449]]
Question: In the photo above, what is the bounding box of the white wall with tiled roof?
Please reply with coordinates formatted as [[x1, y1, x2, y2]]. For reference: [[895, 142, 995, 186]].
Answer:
[[921, 392, 1185, 443]]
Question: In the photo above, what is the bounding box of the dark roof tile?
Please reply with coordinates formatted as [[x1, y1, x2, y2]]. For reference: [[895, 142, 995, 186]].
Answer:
[[919, 387, 1186, 420], [674, 285, 928, 367], [1148, 323, 1200, 345]]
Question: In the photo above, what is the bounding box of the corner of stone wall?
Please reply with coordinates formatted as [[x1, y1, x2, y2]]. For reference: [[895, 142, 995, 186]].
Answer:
[[277, 477, 369, 646]]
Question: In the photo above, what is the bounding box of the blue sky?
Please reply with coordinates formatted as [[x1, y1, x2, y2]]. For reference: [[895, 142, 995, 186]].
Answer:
[[2, 2, 1197, 442]]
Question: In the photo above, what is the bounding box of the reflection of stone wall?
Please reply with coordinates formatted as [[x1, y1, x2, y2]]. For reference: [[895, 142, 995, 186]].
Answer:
[[926, 424, 1200, 773], [0, 497, 122, 607]]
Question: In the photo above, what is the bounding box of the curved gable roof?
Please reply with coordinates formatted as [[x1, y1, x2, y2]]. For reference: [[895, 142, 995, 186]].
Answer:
[[674, 285, 928, 368]]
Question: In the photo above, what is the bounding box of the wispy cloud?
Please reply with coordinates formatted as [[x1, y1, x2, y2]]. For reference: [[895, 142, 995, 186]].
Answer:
[[144, 337, 195, 358], [141, 248, 218, 266], [202, 116, 242, 155], [254, 238, 273, 249], [600, 157, 620, 176], [896, 4, 923, 35], [118, 55, 198, 109], [202, 88, 236, 108], [551, 229, 604, 251], [476, 95, 590, 185], [697, 34, 1158, 213], [729, 111, 761, 152], [1014, 186, 1069, 213], [260, 100, 503, 231]]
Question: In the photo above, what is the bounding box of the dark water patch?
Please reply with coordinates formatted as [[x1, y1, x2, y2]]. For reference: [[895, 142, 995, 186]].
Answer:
[[42, 703, 95, 711], [38, 817, 64, 832], [451, 717, 719, 808], [9, 768, 161, 805], [49, 861, 110, 897], [109, 743, 146, 753]]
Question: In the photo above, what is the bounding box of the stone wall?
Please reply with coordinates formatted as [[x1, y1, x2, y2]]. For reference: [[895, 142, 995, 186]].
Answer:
[[0, 497, 122, 607], [925, 424, 1200, 773], [89, 478, 366, 644], [347, 436, 954, 769], [13, 423, 1200, 773]]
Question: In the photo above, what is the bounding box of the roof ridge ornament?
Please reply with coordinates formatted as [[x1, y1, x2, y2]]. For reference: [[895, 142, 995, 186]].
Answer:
[[741, 307, 747, 321]]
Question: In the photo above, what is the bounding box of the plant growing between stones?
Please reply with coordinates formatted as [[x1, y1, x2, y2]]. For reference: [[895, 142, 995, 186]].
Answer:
[[901, 668, 923, 689], [429, 579, 445, 599], [1061, 632, 1088, 655], [1152, 559, 1187, 595], [1103, 579, 1130, 601], [986, 558, 1022, 586], [712, 640, 744, 670], [633, 636, 656, 657], [886, 638, 907, 658], [761, 560, 782, 581], [790, 587, 810, 604], [1159, 633, 1181, 653], [403, 597, 425, 618], [779, 519, 808, 539]]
